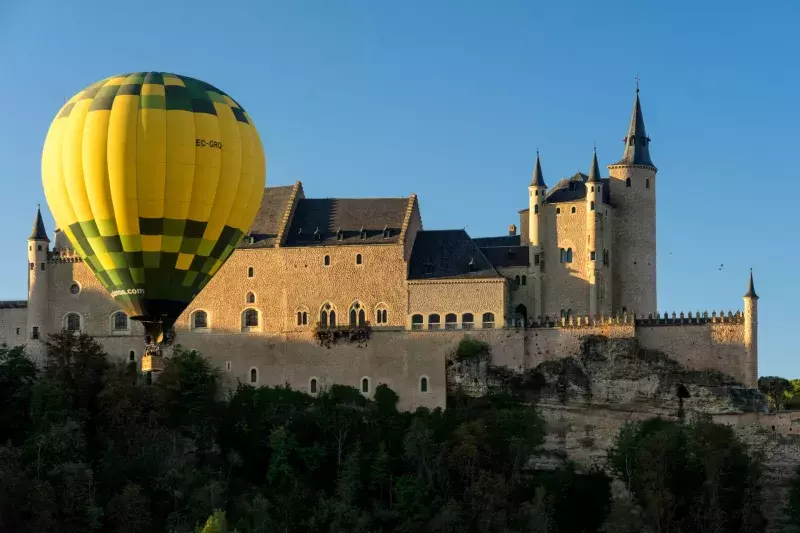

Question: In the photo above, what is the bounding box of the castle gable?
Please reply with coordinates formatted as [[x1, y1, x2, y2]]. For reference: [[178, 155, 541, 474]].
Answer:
[[238, 184, 296, 248], [408, 230, 499, 280], [284, 197, 409, 246], [472, 236, 529, 268]]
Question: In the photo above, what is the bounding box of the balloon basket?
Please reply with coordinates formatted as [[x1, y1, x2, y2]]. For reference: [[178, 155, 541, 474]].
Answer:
[[141, 343, 165, 373]]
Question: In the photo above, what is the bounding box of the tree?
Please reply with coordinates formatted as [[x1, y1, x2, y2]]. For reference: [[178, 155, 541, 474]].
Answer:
[[0, 345, 37, 444], [758, 376, 792, 411], [608, 417, 764, 533]]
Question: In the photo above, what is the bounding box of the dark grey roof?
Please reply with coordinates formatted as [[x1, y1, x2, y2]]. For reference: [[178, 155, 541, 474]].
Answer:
[[0, 301, 27, 309], [545, 174, 612, 205], [29, 206, 49, 242], [473, 235, 521, 247], [284, 198, 408, 246], [587, 150, 601, 183], [744, 270, 758, 299], [613, 90, 655, 168], [480, 245, 529, 268], [530, 153, 546, 187], [408, 230, 500, 280], [238, 185, 296, 248]]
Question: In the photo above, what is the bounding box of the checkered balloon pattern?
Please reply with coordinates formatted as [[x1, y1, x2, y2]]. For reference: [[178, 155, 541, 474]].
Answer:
[[42, 72, 266, 334]]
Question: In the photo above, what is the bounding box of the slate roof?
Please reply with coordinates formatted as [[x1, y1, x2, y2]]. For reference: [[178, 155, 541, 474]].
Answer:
[[284, 198, 409, 246], [613, 90, 655, 168], [30, 206, 49, 242], [0, 301, 27, 309], [472, 235, 521, 248], [480, 245, 529, 268], [545, 174, 612, 205], [408, 230, 500, 280], [238, 185, 295, 248]]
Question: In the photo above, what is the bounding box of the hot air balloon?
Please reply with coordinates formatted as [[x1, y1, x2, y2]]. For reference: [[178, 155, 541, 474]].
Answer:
[[41, 72, 266, 371]]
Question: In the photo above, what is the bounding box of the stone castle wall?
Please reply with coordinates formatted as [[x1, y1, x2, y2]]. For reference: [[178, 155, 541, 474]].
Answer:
[[0, 306, 27, 347]]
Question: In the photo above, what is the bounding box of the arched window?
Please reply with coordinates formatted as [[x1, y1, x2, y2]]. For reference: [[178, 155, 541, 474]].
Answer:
[[521, 275, 527, 286], [129, 350, 135, 362], [356, 253, 362, 265], [428, 314, 441, 330], [571, 206, 576, 214], [361, 377, 370, 394], [320, 303, 336, 328], [310, 378, 318, 395], [556, 207, 561, 214], [324, 255, 331, 266], [535, 190, 538, 196], [626, 178, 631, 187], [445, 313, 458, 330], [246, 292, 256, 304], [514, 274, 520, 287], [375, 306, 388, 325], [112, 311, 128, 331], [482, 312, 495, 329], [534, 205, 539, 214], [420, 376, 428, 393], [462, 313, 474, 330], [70, 283, 80, 295], [193, 310, 208, 329], [590, 201, 595, 211], [65, 313, 80, 332], [297, 310, 309, 326], [243, 309, 259, 329], [247, 266, 254, 278], [411, 314, 423, 330], [646, 178, 650, 189], [567, 248, 573, 263], [249, 367, 258, 384], [349, 302, 366, 327], [590, 186, 594, 192]]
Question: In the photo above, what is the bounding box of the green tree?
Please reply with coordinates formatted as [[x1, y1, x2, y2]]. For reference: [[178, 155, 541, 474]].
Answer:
[[758, 376, 792, 411], [0, 345, 37, 445], [608, 417, 764, 533]]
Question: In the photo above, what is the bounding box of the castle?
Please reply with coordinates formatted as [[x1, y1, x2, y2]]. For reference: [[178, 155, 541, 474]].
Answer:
[[0, 89, 759, 410]]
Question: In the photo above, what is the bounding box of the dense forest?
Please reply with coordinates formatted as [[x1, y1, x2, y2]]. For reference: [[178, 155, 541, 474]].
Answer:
[[0, 332, 783, 532]]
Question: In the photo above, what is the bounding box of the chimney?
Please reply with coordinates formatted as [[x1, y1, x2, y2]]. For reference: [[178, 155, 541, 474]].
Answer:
[[508, 224, 517, 236]]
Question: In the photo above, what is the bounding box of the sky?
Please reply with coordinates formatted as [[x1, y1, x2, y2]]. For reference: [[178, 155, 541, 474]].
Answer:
[[0, 0, 797, 376]]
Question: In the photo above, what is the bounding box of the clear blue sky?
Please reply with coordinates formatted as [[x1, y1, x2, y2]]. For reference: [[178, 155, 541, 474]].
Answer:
[[0, 1, 796, 376]]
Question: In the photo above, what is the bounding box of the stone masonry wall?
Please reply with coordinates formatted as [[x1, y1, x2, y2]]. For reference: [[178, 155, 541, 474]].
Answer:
[[406, 279, 506, 328], [0, 307, 27, 347], [636, 322, 752, 386], [543, 200, 590, 318]]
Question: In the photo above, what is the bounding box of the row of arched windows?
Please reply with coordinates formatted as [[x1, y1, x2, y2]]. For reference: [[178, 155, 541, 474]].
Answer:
[[244, 372, 430, 396], [322, 253, 364, 267], [513, 275, 527, 287], [410, 312, 495, 330]]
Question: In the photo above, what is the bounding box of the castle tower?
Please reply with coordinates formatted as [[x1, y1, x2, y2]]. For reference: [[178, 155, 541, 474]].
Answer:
[[586, 148, 602, 316], [528, 152, 547, 319], [607, 87, 657, 315], [27, 206, 50, 364], [743, 270, 759, 388]]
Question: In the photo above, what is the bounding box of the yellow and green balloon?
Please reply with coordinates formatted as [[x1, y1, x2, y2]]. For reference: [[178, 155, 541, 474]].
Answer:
[[41, 72, 266, 341]]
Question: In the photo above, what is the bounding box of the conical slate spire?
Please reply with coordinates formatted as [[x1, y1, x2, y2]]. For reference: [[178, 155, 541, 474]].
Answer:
[[744, 269, 759, 300], [29, 205, 49, 242], [615, 88, 654, 167], [530, 151, 546, 187], [587, 147, 601, 183]]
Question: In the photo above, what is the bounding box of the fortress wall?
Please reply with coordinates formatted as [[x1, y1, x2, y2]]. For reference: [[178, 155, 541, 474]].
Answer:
[[0, 307, 27, 347], [186, 243, 409, 333], [636, 321, 749, 385], [542, 201, 590, 318], [407, 279, 506, 327]]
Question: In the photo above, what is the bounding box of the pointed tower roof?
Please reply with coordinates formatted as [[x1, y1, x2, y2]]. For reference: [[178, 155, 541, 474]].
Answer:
[[530, 151, 546, 188], [29, 205, 49, 242], [614, 87, 655, 168], [743, 269, 759, 299], [587, 147, 601, 183]]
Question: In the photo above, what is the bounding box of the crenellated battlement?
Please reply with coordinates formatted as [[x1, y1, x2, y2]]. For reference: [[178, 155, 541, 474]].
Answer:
[[521, 310, 746, 329], [48, 248, 83, 263]]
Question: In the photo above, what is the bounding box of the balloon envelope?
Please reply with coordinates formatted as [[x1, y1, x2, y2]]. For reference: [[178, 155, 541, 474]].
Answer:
[[42, 72, 266, 340]]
